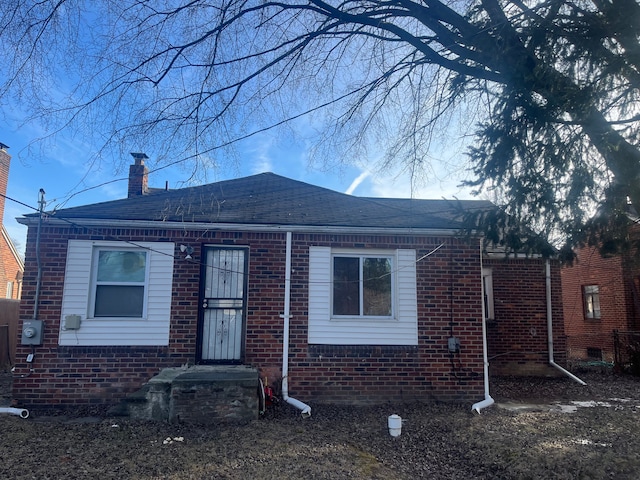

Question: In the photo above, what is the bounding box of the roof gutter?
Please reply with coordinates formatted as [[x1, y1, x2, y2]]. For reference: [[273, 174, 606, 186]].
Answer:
[[280, 231, 311, 417], [16, 217, 464, 237]]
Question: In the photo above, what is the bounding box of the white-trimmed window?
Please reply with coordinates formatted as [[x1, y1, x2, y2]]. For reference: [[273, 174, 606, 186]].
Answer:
[[309, 247, 417, 345], [59, 240, 174, 346], [583, 285, 601, 319], [90, 249, 149, 318], [333, 254, 393, 318]]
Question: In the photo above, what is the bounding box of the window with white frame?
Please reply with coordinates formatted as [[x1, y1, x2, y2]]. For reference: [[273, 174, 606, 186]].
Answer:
[[6, 281, 13, 299], [59, 240, 174, 346], [90, 249, 149, 318], [308, 247, 417, 345], [583, 285, 601, 319], [333, 254, 393, 317]]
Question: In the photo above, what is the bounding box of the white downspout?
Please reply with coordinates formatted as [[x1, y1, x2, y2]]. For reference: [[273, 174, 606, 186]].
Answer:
[[472, 239, 495, 413], [0, 407, 29, 418], [546, 260, 586, 385], [280, 231, 312, 417]]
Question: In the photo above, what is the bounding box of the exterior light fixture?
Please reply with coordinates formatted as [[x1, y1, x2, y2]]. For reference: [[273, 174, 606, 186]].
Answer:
[[179, 244, 194, 259]]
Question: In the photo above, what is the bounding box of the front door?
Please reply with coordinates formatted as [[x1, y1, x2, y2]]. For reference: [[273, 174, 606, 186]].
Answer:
[[198, 246, 248, 362]]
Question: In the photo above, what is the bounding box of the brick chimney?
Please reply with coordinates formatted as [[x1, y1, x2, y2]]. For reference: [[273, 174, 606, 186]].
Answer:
[[0, 143, 10, 224], [128, 152, 149, 198]]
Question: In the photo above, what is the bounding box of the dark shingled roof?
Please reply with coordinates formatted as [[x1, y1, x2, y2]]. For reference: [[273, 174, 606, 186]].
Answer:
[[30, 172, 494, 230]]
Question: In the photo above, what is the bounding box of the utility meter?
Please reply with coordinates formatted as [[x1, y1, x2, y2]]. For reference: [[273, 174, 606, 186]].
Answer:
[[21, 320, 43, 345]]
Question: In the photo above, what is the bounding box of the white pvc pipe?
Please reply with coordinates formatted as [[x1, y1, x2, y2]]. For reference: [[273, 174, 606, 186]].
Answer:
[[0, 407, 29, 418], [472, 239, 495, 414], [546, 260, 586, 385], [281, 231, 311, 417]]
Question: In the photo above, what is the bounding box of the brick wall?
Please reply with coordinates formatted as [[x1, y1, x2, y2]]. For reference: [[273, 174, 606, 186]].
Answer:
[[561, 246, 637, 362], [13, 225, 487, 407], [0, 232, 22, 299], [485, 257, 566, 376], [273, 235, 485, 404]]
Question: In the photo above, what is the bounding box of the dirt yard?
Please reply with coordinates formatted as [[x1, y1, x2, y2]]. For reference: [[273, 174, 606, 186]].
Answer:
[[1, 370, 640, 479]]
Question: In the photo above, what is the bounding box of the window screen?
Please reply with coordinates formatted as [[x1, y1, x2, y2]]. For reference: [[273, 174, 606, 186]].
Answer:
[[93, 250, 147, 317]]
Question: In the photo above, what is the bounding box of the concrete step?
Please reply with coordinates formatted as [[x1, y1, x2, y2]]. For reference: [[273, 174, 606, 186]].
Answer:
[[110, 365, 259, 424]]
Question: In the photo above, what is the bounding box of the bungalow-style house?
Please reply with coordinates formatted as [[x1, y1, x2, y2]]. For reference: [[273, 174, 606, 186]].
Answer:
[[0, 144, 24, 299], [561, 240, 640, 366], [12, 155, 568, 413]]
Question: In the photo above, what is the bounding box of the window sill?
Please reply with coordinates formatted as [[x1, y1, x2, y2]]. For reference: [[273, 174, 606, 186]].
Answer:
[[88, 316, 148, 321], [330, 316, 396, 322]]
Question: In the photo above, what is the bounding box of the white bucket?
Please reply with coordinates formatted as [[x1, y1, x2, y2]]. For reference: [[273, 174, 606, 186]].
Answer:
[[388, 414, 402, 437]]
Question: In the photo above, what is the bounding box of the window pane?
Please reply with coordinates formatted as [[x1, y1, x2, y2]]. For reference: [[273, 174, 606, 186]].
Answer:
[[333, 257, 359, 315], [97, 251, 147, 282], [584, 285, 601, 319], [95, 285, 144, 317], [592, 294, 601, 317], [363, 258, 392, 316]]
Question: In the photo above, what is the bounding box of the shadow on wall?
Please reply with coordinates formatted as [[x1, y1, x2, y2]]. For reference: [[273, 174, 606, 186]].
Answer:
[[0, 299, 20, 369]]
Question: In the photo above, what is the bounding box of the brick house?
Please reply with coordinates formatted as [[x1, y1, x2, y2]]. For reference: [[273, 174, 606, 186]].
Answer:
[[12, 156, 567, 410], [561, 241, 640, 364], [0, 143, 24, 299]]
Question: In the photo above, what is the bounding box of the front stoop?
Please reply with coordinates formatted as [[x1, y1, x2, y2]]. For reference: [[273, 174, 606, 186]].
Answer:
[[111, 365, 259, 424]]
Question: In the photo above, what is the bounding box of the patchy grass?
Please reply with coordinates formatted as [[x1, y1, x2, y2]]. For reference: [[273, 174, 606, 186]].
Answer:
[[1, 371, 640, 479]]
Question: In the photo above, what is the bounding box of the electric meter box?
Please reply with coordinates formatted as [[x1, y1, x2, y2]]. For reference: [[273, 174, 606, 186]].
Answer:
[[21, 319, 43, 345]]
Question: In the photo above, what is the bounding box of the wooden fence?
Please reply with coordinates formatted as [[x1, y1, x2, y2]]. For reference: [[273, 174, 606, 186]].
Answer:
[[0, 300, 20, 370]]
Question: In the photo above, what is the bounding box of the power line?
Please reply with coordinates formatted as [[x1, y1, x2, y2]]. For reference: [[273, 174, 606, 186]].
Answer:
[[0, 192, 40, 213], [2, 189, 450, 287]]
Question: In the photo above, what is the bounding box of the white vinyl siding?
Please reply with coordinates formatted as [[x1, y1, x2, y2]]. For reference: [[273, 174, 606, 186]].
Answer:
[[59, 240, 174, 346], [308, 246, 417, 345]]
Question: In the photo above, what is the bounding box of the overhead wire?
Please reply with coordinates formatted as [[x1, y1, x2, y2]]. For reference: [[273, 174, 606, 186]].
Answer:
[[0, 190, 452, 288]]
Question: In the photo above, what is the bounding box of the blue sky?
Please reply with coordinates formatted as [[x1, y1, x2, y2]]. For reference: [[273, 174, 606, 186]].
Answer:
[[1, 112, 476, 257], [0, 3, 486, 257]]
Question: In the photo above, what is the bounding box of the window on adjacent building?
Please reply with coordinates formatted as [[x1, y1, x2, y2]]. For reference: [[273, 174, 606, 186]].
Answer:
[[587, 347, 603, 360], [583, 285, 601, 319], [333, 255, 392, 317], [91, 249, 148, 318], [5, 282, 13, 299], [481, 268, 494, 320]]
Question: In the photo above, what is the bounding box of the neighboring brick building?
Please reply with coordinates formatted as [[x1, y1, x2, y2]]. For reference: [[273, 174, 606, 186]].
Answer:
[[561, 242, 640, 364], [0, 144, 24, 299], [12, 156, 567, 409]]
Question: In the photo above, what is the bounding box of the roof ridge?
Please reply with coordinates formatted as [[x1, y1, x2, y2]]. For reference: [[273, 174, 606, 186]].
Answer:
[[20, 172, 495, 231]]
